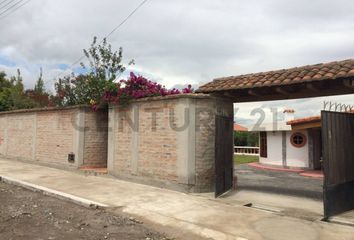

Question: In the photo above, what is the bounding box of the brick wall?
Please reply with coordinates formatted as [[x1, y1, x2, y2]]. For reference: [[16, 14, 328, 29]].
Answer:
[[83, 108, 108, 167], [194, 98, 234, 192], [6, 113, 36, 159], [0, 95, 234, 193], [114, 106, 133, 175], [111, 100, 179, 183], [108, 94, 233, 193], [35, 110, 75, 166], [0, 106, 108, 169]]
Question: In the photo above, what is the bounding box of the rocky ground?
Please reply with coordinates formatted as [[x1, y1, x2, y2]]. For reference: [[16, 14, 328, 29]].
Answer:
[[0, 181, 170, 240]]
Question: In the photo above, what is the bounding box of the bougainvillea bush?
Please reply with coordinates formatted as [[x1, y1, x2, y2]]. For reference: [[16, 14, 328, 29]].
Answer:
[[91, 72, 193, 110]]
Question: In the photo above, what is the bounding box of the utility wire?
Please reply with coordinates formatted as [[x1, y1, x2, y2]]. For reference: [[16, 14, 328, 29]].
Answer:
[[0, 0, 16, 11], [0, 0, 9, 6], [0, 0, 24, 16], [0, 0, 31, 19], [105, 0, 148, 40], [50, 0, 150, 83], [0, 0, 25, 17]]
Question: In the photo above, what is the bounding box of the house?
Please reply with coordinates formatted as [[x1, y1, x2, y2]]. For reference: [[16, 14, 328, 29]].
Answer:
[[234, 123, 248, 132], [250, 109, 322, 170]]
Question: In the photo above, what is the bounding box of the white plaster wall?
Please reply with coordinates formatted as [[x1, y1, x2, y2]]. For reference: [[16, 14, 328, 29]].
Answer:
[[260, 131, 283, 166], [286, 130, 309, 168]]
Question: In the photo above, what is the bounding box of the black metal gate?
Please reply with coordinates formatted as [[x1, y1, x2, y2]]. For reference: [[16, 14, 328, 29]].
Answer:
[[215, 116, 234, 197], [322, 110, 354, 218]]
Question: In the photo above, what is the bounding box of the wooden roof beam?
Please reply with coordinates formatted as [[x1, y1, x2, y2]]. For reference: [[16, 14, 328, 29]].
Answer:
[[306, 83, 320, 92], [275, 87, 289, 95], [291, 121, 321, 130], [212, 92, 235, 101], [223, 91, 236, 98], [343, 79, 354, 88], [248, 89, 261, 97]]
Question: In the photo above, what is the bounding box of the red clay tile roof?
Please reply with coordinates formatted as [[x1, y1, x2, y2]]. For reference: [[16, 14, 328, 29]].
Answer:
[[288, 110, 354, 125], [234, 123, 248, 132], [287, 116, 321, 126], [198, 59, 354, 92], [283, 109, 295, 113]]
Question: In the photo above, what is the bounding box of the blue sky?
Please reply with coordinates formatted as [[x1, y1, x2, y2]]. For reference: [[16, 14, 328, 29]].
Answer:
[[0, 0, 352, 123], [0, 55, 16, 67]]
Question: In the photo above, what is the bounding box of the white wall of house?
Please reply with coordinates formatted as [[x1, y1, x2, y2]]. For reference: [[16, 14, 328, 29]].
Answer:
[[259, 131, 283, 166], [259, 130, 310, 168], [286, 130, 309, 168]]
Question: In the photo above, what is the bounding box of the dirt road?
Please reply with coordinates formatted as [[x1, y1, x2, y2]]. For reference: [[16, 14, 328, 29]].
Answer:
[[0, 182, 169, 240]]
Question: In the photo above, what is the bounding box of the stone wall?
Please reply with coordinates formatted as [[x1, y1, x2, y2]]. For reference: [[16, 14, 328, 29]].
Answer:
[[108, 94, 233, 193], [0, 106, 108, 169]]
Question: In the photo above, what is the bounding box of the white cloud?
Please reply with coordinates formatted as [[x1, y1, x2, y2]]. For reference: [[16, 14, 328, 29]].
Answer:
[[0, 0, 353, 119]]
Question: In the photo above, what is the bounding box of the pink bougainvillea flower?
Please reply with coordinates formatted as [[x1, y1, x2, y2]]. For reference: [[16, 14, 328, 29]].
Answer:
[[91, 104, 98, 112], [101, 72, 194, 105]]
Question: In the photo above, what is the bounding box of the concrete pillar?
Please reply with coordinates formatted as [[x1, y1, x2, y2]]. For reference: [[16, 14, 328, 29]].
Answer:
[[73, 108, 85, 167], [5, 114, 9, 156], [131, 104, 139, 175], [282, 131, 287, 167], [187, 99, 196, 185], [107, 106, 116, 172], [32, 113, 37, 160], [176, 98, 196, 185]]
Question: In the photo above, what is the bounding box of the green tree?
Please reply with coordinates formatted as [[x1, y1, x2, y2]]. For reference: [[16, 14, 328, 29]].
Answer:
[[247, 132, 259, 147], [54, 36, 133, 107], [234, 131, 248, 146], [81, 36, 133, 81], [34, 67, 45, 94], [26, 68, 52, 108], [53, 74, 86, 107], [234, 131, 259, 147], [0, 70, 36, 111], [0, 71, 13, 111]]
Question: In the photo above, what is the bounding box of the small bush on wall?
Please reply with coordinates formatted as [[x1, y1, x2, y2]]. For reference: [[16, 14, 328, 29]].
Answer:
[[92, 72, 193, 110]]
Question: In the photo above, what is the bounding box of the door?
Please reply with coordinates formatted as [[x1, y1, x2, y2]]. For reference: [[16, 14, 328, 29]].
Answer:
[[322, 110, 354, 219], [309, 129, 322, 170], [215, 116, 234, 198]]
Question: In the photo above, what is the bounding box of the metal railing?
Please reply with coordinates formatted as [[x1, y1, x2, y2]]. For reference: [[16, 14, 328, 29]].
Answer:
[[234, 146, 259, 156]]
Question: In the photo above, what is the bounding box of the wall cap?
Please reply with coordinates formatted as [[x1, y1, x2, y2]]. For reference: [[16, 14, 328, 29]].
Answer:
[[108, 93, 232, 108], [0, 93, 232, 114], [0, 105, 92, 115]]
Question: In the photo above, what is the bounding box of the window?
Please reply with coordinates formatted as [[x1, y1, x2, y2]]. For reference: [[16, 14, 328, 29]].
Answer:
[[290, 132, 307, 148], [260, 132, 267, 157]]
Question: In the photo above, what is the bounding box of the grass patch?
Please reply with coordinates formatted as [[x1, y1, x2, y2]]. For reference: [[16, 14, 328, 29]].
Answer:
[[234, 155, 259, 165]]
